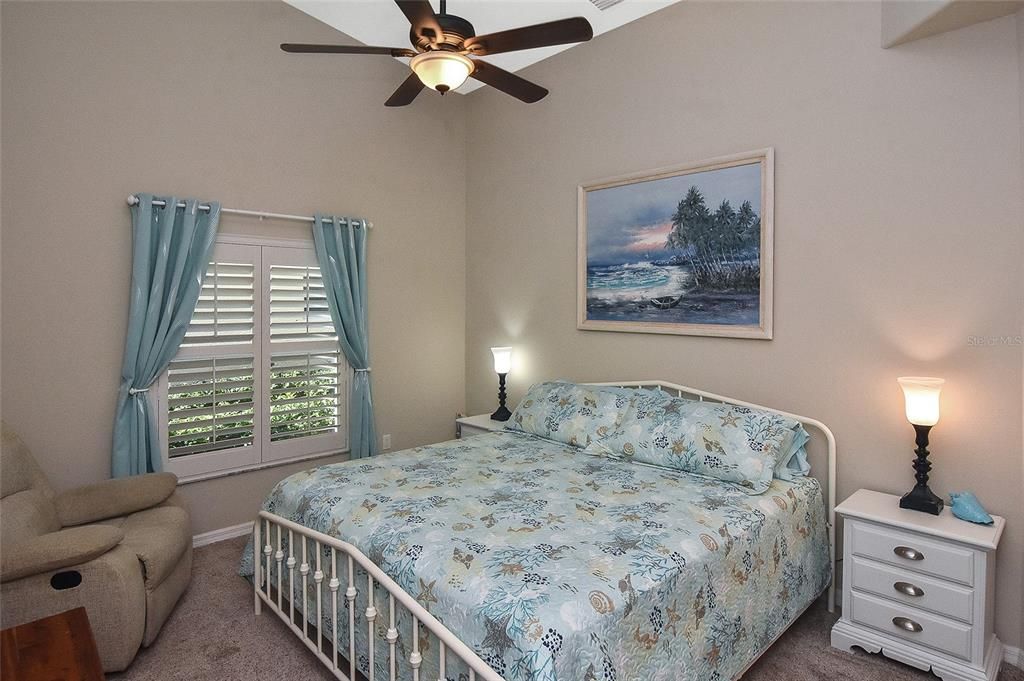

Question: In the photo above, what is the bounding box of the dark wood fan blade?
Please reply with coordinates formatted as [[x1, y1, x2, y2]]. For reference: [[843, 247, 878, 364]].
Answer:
[[395, 0, 444, 44], [470, 60, 548, 103], [385, 72, 426, 107], [464, 17, 593, 56], [281, 43, 416, 57]]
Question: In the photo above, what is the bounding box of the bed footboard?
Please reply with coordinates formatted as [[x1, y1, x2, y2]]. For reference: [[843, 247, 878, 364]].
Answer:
[[253, 511, 503, 681]]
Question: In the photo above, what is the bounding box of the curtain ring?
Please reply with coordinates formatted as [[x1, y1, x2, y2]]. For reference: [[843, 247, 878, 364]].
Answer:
[[128, 387, 150, 395], [354, 368, 371, 373]]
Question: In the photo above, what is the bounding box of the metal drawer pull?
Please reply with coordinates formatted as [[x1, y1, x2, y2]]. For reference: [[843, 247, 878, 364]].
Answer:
[[892, 616, 923, 633], [893, 546, 924, 561], [893, 581, 925, 597]]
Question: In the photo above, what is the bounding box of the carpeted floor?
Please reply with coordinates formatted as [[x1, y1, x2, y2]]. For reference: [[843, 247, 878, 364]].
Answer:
[[112, 536, 1023, 681]]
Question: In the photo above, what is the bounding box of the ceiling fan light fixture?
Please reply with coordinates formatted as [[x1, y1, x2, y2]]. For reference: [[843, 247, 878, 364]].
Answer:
[[410, 51, 474, 93]]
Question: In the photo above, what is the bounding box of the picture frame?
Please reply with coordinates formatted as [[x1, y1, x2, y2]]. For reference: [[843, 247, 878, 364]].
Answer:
[[577, 148, 774, 339]]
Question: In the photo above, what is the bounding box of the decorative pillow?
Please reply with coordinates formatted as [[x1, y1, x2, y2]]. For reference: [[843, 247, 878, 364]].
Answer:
[[505, 381, 631, 449], [589, 390, 809, 494], [775, 430, 811, 481]]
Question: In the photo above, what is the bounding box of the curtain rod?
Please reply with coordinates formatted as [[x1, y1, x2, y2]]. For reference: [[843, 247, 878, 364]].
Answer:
[[125, 195, 373, 229]]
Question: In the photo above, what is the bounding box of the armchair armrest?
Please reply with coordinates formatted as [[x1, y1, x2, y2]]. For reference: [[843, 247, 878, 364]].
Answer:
[[56, 472, 178, 527], [1, 525, 125, 582]]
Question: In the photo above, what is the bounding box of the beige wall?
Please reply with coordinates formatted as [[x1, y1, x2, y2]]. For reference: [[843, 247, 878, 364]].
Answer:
[[0, 1, 467, 534], [464, 2, 1024, 647]]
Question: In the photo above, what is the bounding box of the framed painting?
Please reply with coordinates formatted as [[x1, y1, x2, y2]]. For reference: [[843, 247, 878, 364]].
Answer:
[[577, 148, 773, 339]]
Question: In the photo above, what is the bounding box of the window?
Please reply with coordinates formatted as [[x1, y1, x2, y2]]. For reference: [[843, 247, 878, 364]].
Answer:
[[157, 238, 348, 481]]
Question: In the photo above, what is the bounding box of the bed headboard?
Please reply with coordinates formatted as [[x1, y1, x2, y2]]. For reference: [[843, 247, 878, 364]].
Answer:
[[586, 380, 837, 611]]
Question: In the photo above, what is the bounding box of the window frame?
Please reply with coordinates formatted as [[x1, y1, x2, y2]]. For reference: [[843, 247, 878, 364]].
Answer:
[[155, 234, 351, 484]]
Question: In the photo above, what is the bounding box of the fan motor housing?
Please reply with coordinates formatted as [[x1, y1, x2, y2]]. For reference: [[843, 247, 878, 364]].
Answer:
[[411, 13, 476, 51]]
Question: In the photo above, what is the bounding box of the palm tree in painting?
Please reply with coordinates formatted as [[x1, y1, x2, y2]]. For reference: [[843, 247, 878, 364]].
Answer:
[[666, 186, 760, 291]]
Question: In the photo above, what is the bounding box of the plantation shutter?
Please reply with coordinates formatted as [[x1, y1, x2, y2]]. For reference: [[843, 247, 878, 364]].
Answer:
[[159, 242, 262, 477], [183, 261, 256, 347], [166, 356, 255, 457], [158, 240, 349, 479], [263, 247, 348, 462], [268, 351, 344, 442], [268, 265, 336, 343]]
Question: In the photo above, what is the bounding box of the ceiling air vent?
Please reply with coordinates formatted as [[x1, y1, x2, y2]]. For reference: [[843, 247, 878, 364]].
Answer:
[[589, 0, 626, 10]]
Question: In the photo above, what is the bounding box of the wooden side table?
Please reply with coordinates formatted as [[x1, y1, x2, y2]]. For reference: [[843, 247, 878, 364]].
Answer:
[[1, 607, 105, 681]]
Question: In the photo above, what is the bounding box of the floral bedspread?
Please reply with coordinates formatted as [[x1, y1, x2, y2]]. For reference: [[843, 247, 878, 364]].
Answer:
[[240, 431, 830, 681]]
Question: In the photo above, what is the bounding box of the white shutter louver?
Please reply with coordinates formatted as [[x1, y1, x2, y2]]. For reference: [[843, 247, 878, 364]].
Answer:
[[183, 261, 255, 347], [269, 265, 336, 343], [167, 356, 256, 457], [269, 351, 343, 442]]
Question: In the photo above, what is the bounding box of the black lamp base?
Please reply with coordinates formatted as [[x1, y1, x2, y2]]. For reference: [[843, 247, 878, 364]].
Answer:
[[899, 423, 943, 516], [491, 372, 511, 422], [899, 485, 944, 515]]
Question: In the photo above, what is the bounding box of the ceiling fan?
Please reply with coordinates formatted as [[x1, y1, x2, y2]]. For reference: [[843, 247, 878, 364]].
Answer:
[[281, 0, 594, 106]]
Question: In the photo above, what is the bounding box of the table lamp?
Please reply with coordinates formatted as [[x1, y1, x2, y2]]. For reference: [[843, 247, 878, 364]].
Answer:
[[490, 347, 513, 421], [897, 376, 945, 515]]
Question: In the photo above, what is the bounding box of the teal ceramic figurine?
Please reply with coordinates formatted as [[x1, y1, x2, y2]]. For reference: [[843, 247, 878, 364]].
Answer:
[[949, 491, 993, 525]]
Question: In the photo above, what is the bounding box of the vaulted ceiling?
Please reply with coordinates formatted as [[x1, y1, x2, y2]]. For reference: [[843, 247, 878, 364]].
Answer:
[[285, 0, 682, 93]]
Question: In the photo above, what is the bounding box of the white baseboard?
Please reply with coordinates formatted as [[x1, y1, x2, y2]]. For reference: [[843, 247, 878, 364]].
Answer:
[[1005, 644, 1023, 670], [192, 521, 254, 548]]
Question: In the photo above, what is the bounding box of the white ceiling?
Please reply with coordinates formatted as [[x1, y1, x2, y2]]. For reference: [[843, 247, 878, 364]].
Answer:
[[285, 0, 682, 93]]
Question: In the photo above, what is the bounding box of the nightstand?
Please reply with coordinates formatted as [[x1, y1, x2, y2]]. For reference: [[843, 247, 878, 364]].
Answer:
[[455, 414, 507, 439], [831, 489, 1005, 681]]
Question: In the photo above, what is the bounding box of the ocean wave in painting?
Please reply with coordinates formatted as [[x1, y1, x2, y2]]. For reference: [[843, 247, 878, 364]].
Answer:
[[586, 262, 690, 302], [586, 261, 759, 326]]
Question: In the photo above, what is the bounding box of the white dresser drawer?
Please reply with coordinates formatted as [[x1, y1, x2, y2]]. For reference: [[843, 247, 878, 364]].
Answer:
[[849, 591, 972, 661], [849, 556, 973, 623], [849, 520, 975, 586]]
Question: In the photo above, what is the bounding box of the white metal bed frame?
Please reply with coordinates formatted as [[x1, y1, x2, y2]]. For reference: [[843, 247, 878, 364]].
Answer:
[[252, 380, 837, 681]]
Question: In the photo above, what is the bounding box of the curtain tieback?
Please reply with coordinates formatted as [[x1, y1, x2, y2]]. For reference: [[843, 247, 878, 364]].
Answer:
[[128, 387, 150, 395], [354, 367, 372, 373]]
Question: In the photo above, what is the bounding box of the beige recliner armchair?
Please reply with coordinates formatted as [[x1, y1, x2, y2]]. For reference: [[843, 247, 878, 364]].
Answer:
[[0, 425, 193, 672]]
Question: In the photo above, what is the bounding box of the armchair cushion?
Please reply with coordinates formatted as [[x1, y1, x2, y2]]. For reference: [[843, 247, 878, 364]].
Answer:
[[1, 525, 125, 582], [0, 489, 60, 548], [1, 425, 54, 500], [118, 505, 190, 589], [55, 473, 178, 527]]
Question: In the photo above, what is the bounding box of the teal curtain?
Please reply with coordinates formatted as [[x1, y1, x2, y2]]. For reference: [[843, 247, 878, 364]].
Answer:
[[112, 194, 221, 477], [312, 215, 377, 459]]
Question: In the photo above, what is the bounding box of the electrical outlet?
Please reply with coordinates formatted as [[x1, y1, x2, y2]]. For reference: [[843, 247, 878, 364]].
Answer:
[[382, 434, 392, 450]]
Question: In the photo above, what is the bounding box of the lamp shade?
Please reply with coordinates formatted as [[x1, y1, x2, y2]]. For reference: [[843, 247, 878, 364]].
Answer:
[[898, 377, 944, 426], [410, 52, 474, 92], [490, 347, 512, 375]]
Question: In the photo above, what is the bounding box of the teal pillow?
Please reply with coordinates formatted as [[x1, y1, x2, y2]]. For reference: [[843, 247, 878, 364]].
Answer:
[[588, 391, 808, 494], [774, 428, 811, 481], [506, 381, 631, 449]]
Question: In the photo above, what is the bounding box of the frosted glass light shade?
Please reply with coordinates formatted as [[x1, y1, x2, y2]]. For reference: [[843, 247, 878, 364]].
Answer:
[[491, 347, 512, 375], [410, 52, 473, 92], [898, 377, 944, 426]]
